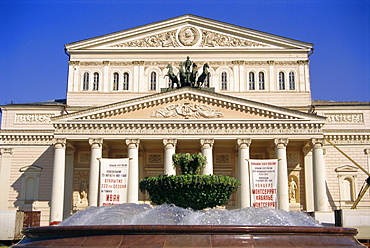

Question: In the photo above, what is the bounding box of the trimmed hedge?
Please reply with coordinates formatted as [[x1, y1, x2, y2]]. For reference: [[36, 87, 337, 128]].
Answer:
[[139, 174, 240, 210]]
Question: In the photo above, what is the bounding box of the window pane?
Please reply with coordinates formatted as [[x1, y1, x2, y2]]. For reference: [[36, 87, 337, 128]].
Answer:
[[150, 72, 156, 90], [249, 72, 255, 90], [83, 72, 89, 90], [113, 73, 119, 91], [279, 72, 285, 90], [123, 72, 129, 90], [221, 72, 227, 90], [93, 72, 99, 91], [289, 72, 295, 90], [259, 72, 265, 90]]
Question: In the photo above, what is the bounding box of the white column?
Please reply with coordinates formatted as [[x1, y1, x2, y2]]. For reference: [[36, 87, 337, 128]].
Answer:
[[232, 61, 239, 92], [298, 60, 306, 91], [237, 139, 251, 208], [311, 138, 329, 211], [50, 138, 66, 223], [275, 138, 289, 211], [239, 63, 245, 92], [200, 139, 214, 175], [364, 148, 370, 171], [163, 139, 177, 175], [88, 138, 103, 207], [139, 61, 145, 92], [126, 139, 140, 203], [0, 148, 13, 209], [63, 143, 75, 219], [303, 143, 314, 212]]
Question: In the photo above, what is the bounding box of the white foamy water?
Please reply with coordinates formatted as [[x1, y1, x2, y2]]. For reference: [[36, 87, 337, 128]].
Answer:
[[59, 203, 321, 227]]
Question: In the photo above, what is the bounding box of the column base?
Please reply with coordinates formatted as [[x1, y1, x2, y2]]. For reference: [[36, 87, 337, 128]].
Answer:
[[313, 211, 335, 226]]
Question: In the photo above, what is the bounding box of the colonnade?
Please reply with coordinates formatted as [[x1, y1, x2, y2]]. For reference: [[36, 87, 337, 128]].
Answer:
[[49, 137, 330, 223]]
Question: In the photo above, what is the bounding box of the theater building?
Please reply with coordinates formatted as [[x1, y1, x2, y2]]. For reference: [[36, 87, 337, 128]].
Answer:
[[0, 15, 369, 233]]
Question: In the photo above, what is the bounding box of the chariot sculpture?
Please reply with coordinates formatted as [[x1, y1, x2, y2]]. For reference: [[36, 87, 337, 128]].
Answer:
[[165, 56, 210, 89]]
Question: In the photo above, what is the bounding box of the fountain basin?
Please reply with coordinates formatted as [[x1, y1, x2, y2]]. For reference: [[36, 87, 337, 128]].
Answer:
[[14, 225, 364, 247]]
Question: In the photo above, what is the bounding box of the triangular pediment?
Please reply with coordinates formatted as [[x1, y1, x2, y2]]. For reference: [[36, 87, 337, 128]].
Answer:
[[335, 165, 358, 173], [65, 15, 312, 51], [53, 87, 324, 123]]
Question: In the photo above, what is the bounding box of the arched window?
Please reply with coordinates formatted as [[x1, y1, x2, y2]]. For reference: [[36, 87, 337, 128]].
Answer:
[[279, 71, 285, 90], [150, 72, 157, 90], [113, 72, 119, 91], [93, 72, 99, 91], [249, 72, 255, 90], [259, 72, 265, 90], [221, 72, 227, 90], [83, 72, 89, 91], [289, 72, 295, 90], [123, 72, 129, 90]]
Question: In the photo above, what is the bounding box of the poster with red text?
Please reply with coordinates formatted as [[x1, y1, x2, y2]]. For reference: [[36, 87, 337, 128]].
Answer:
[[249, 159, 278, 208], [99, 158, 129, 206]]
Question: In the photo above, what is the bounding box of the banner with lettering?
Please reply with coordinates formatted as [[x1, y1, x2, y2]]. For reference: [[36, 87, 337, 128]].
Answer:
[[99, 158, 129, 206], [249, 159, 278, 208]]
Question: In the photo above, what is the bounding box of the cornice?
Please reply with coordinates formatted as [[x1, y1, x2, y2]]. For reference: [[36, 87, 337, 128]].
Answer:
[[1, 133, 54, 145], [54, 122, 323, 136]]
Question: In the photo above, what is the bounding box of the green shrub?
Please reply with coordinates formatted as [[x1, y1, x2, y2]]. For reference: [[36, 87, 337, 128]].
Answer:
[[139, 174, 240, 210], [172, 153, 206, 175]]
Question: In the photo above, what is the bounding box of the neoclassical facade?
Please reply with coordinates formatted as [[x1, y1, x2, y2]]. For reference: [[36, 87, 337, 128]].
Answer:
[[1, 15, 369, 230]]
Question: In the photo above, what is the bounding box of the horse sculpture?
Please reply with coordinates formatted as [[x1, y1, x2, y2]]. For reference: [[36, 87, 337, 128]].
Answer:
[[197, 63, 210, 87], [165, 64, 180, 88]]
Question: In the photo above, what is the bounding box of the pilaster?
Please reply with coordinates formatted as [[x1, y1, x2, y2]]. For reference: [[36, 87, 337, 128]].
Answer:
[[0, 148, 13, 209]]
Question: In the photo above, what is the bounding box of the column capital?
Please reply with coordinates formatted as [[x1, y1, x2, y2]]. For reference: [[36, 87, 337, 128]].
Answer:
[[102, 60, 110, 66], [0, 148, 13, 155], [302, 142, 312, 154], [311, 138, 325, 148], [274, 138, 288, 148], [200, 139, 214, 149], [66, 143, 76, 156], [364, 148, 370, 155], [126, 139, 140, 149], [163, 139, 177, 149], [267, 60, 275, 65], [53, 138, 66, 149], [237, 138, 251, 148], [89, 138, 103, 148]]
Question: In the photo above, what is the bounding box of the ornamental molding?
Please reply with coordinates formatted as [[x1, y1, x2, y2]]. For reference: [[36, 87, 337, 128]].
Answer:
[[54, 122, 323, 136], [1, 134, 54, 145], [151, 102, 224, 119], [323, 113, 364, 123], [110, 27, 268, 48], [15, 114, 55, 124], [324, 135, 370, 145]]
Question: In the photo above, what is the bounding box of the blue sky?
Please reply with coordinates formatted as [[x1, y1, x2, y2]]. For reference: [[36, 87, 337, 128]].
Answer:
[[0, 0, 369, 105]]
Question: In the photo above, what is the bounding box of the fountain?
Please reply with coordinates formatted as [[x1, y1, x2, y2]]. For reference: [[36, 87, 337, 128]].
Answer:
[[14, 153, 365, 247]]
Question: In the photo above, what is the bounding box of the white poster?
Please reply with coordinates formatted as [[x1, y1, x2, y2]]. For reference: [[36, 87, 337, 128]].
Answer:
[[99, 158, 129, 206], [249, 159, 278, 208]]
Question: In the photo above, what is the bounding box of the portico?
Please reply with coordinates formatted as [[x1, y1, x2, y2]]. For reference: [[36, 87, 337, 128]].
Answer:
[[48, 87, 329, 222]]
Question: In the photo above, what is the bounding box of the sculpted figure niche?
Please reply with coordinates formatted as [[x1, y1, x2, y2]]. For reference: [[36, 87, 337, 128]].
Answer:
[[164, 57, 210, 89]]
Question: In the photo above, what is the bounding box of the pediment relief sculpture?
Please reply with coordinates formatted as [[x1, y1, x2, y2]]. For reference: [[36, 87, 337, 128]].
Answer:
[[151, 102, 224, 119], [110, 26, 268, 48]]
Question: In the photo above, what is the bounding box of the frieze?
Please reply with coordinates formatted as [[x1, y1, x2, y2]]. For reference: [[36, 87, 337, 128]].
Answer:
[[15, 114, 55, 124], [110, 27, 268, 48], [54, 123, 323, 136], [324, 113, 364, 123], [80, 61, 102, 66], [110, 61, 132, 66], [200, 30, 268, 47], [151, 102, 224, 119]]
